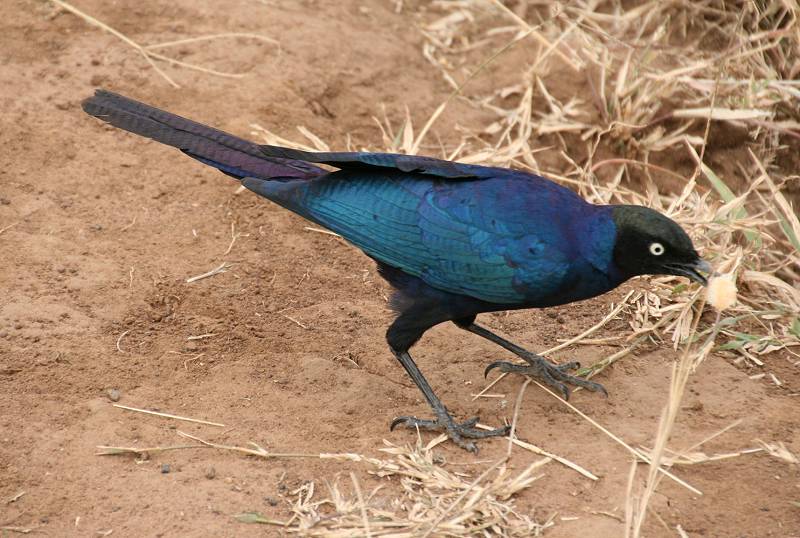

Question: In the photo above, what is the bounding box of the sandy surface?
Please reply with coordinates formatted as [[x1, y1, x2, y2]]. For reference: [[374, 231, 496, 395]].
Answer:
[[1, 1, 799, 536]]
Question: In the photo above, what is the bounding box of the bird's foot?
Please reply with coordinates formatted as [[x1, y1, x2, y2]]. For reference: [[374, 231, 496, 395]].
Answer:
[[390, 413, 510, 453], [485, 354, 608, 400]]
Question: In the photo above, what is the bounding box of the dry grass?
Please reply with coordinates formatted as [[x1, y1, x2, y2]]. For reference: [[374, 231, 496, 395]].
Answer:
[[101, 432, 553, 536], [267, 443, 551, 537]]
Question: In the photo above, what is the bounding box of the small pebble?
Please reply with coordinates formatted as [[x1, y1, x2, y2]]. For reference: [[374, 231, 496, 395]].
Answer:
[[161, 463, 170, 474], [205, 467, 216, 480], [106, 388, 121, 402]]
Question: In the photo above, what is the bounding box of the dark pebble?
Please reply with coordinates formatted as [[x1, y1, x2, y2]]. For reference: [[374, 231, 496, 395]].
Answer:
[[161, 464, 170, 474]]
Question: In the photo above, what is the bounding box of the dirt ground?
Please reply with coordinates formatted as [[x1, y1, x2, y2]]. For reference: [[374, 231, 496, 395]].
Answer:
[[1, 1, 799, 536]]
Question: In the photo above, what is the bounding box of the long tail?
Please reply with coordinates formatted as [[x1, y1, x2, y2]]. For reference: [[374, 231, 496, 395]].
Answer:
[[81, 90, 325, 181]]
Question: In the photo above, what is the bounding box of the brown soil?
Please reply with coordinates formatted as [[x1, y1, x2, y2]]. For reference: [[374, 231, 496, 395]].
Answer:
[[1, 1, 798, 536]]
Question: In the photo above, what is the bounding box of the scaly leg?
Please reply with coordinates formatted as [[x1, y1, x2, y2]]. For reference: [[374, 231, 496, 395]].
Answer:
[[389, 348, 510, 452]]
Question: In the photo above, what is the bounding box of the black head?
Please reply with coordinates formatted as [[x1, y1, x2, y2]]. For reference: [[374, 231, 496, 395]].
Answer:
[[611, 205, 711, 285]]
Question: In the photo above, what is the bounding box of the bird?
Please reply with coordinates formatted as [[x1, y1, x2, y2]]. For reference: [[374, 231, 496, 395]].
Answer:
[[82, 89, 711, 452]]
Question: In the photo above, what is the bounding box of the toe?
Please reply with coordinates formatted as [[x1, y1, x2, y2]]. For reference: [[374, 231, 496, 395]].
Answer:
[[446, 428, 477, 452], [585, 380, 609, 397], [459, 417, 480, 428], [556, 361, 581, 372], [550, 369, 608, 396], [463, 441, 479, 453], [390, 416, 441, 431], [390, 416, 412, 431], [460, 424, 511, 439]]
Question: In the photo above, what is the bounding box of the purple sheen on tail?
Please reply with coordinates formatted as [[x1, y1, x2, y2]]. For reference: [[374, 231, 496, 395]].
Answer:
[[81, 90, 324, 181]]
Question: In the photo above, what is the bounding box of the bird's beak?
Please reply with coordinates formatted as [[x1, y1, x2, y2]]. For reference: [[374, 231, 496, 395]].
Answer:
[[666, 259, 713, 286]]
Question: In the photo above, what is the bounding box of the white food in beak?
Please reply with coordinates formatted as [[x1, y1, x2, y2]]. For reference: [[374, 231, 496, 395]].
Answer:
[[706, 272, 737, 311]]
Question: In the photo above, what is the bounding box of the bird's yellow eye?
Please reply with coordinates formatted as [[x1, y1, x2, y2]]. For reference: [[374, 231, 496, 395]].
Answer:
[[649, 242, 665, 256]]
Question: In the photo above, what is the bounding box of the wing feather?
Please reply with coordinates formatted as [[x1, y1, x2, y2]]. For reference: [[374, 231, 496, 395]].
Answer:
[[246, 171, 578, 304], [259, 146, 488, 179]]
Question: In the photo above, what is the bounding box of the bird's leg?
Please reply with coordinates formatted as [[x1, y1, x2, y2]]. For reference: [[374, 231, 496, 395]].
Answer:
[[389, 348, 510, 452], [455, 320, 608, 400]]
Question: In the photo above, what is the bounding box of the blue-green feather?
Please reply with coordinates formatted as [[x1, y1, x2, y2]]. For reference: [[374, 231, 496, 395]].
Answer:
[[243, 169, 621, 305]]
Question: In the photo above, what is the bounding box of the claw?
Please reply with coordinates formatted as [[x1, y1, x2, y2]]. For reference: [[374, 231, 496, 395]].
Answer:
[[484, 355, 608, 401], [390, 416, 441, 431], [484, 360, 505, 378], [460, 416, 479, 428], [557, 382, 570, 400], [390, 413, 509, 451], [390, 416, 411, 431]]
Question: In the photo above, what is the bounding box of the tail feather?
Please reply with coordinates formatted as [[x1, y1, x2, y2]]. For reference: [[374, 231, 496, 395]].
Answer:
[[81, 90, 324, 181]]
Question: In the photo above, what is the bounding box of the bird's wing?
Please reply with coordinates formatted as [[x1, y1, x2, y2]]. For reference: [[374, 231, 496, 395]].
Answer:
[[415, 186, 574, 303], [259, 146, 489, 179], [245, 171, 576, 304]]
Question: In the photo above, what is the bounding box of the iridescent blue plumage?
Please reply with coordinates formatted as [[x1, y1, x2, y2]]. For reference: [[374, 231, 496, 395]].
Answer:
[[82, 90, 708, 451], [243, 170, 622, 306]]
